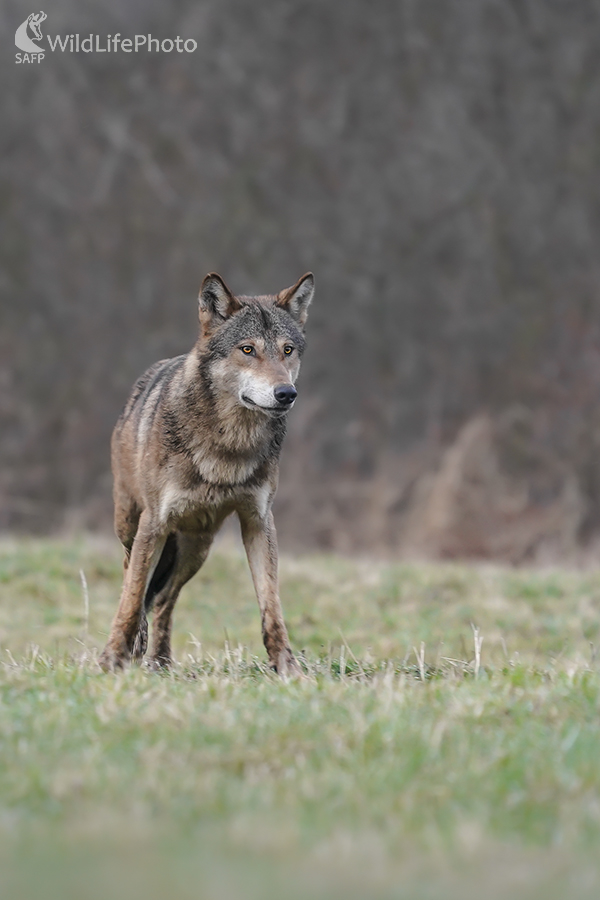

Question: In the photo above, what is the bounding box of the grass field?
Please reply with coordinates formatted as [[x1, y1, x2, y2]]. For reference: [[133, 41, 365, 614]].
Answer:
[[1, 535, 600, 899]]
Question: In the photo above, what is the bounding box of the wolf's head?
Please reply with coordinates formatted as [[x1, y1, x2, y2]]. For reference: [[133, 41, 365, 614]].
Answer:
[[197, 273, 314, 417]]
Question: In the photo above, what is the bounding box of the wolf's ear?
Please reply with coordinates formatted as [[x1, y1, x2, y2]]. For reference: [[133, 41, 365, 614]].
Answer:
[[276, 273, 314, 327], [198, 273, 241, 333]]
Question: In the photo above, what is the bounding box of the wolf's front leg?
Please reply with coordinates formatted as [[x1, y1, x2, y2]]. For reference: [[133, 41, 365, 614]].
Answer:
[[99, 511, 165, 672], [239, 509, 301, 677]]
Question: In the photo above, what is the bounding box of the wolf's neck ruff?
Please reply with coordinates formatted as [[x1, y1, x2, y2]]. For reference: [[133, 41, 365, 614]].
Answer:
[[163, 350, 285, 486]]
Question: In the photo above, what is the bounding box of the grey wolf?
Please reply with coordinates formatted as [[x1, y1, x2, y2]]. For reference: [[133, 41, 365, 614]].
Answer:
[[98, 272, 314, 676]]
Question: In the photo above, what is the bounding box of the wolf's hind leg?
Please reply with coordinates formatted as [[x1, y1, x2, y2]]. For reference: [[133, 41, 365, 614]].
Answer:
[[131, 531, 178, 662], [128, 532, 178, 661], [147, 532, 213, 669], [131, 613, 148, 660], [114, 492, 140, 565]]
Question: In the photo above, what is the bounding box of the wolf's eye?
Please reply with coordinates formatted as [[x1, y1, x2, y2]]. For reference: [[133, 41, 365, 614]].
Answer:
[[284, 346, 294, 355], [241, 346, 254, 355]]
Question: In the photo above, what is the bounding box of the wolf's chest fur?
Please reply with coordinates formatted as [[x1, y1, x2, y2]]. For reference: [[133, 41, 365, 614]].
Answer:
[[156, 439, 274, 529], [152, 385, 280, 528]]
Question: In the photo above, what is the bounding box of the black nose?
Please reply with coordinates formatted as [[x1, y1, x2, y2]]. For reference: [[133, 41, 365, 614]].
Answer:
[[274, 384, 297, 405]]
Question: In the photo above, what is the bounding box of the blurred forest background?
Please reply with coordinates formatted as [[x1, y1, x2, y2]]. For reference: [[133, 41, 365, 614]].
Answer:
[[2, 0, 600, 561]]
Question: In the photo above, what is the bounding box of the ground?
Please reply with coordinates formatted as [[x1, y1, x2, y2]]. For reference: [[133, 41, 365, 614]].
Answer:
[[1, 535, 600, 899]]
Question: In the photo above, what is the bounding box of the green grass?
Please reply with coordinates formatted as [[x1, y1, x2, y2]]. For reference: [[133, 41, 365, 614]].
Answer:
[[1, 536, 600, 899]]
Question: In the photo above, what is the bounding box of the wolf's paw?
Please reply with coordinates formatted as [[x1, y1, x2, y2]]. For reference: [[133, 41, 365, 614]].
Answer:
[[98, 644, 130, 673], [145, 654, 172, 672], [274, 648, 306, 680]]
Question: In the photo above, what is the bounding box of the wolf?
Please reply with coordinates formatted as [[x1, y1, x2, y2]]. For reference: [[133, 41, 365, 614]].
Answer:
[[98, 272, 314, 676]]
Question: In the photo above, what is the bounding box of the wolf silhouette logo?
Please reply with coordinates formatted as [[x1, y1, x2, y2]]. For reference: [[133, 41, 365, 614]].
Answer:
[[15, 11, 47, 54]]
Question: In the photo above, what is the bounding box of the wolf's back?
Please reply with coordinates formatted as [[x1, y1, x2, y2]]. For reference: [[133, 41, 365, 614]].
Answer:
[[118, 356, 186, 426], [112, 355, 187, 477]]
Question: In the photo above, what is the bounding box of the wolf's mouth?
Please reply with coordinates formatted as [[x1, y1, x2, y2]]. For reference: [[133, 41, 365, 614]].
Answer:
[[241, 395, 290, 416]]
